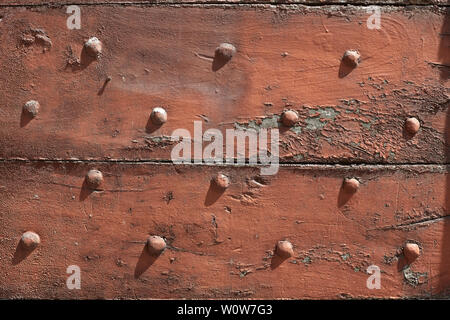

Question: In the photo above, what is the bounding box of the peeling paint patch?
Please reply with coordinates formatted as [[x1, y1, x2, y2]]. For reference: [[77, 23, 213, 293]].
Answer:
[[234, 115, 280, 132], [361, 121, 372, 129], [261, 115, 280, 129], [403, 267, 428, 287], [340, 253, 351, 261], [316, 107, 340, 120], [302, 256, 312, 265], [388, 151, 396, 161], [305, 117, 326, 130], [290, 126, 302, 134], [305, 107, 340, 130], [383, 254, 398, 265]]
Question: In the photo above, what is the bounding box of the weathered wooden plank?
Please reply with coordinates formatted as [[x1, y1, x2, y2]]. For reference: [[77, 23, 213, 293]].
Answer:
[[0, 161, 448, 298], [0, 5, 448, 163]]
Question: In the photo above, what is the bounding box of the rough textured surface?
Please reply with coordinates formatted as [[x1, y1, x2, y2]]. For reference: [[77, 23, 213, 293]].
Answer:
[[0, 1, 448, 5], [0, 161, 448, 299], [0, 2, 448, 300], [0, 6, 448, 163]]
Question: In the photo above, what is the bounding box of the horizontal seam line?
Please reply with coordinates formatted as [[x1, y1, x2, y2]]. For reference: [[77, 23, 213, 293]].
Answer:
[[0, 159, 448, 166], [0, 2, 449, 8]]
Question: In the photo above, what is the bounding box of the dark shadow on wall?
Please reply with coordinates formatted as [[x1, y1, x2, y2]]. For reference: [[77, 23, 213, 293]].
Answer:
[[79, 180, 94, 201], [12, 240, 36, 265], [65, 45, 97, 72], [204, 180, 226, 207], [439, 6, 450, 296], [20, 108, 34, 127], [134, 244, 160, 278]]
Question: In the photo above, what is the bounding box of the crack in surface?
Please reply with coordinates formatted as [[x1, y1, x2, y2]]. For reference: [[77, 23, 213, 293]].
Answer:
[[370, 214, 450, 231]]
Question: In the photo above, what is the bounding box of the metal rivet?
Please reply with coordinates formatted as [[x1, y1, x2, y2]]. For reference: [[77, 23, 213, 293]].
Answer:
[[150, 107, 167, 125], [215, 43, 236, 60], [276, 240, 294, 259], [213, 173, 230, 189], [23, 100, 40, 118], [405, 117, 420, 135], [84, 37, 102, 58], [404, 243, 420, 264], [342, 50, 360, 67], [343, 178, 360, 193], [21, 231, 40, 249], [281, 110, 299, 127], [147, 235, 166, 256], [85, 169, 103, 189]]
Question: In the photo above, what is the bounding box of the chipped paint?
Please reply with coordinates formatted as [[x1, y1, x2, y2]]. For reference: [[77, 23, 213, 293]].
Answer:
[[403, 267, 428, 287]]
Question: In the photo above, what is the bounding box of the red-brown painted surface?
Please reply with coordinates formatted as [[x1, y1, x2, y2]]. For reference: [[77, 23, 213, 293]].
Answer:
[[0, 162, 449, 298], [0, 2, 448, 299], [0, 6, 448, 163]]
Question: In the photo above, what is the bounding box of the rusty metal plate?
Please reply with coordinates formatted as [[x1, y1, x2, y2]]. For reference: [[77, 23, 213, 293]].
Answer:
[[0, 5, 448, 163], [0, 161, 449, 298]]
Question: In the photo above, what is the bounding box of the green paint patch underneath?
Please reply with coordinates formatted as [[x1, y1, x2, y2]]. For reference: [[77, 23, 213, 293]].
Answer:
[[290, 126, 302, 134], [403, 267, 428, 287], [302, 256, 312, 265], [305, 117, 327, 130], [306, 107, 340, 130], [261, 115, 280, 129], [340, 253, 351, 261], [148, 136, 172, 143], [234, 115, 280, 132]]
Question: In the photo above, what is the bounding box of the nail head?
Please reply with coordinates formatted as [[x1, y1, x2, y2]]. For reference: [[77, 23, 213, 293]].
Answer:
[[405, 117, 420, 135], [84, 37, 102, 58], [281, 110, 299, 127], [213, 173, 230, 189], [21, 231, 40, 249], [215, 43, 236, 60], [404, 243, 420, 264], [276, 240, 294, 259], [150, 107, 167, 125], [147, 235, 166, 256], [343, 178, 360, 193], [85, 169, 103, 189], [343, 50, 360, 67], [23, 100, 40, 118]]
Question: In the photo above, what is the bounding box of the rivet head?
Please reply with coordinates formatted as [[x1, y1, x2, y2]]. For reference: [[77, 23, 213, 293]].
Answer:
[[21, 231, 40, 249], [343, 178, 360, 193], [281, 110, 299, 127], [404, 243, 420, 264], [23, 100, 40, 118], [150, 107, 167, 125], [276, 240, 294, 259], [85, 169, 103, 189], [84, 37, 102, 58], [147, 235, 166, 256], [215, 43, 236, 60], [213, 173, 230, 189], [343, 50, 361, 67], [405, 117, 420, 135]]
